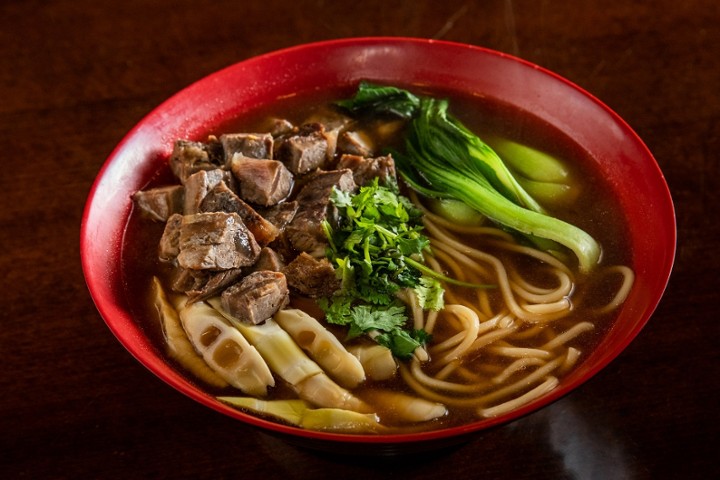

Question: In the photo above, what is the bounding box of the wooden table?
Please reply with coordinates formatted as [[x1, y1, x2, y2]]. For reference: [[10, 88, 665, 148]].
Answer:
[[2, 1, 717, 478]]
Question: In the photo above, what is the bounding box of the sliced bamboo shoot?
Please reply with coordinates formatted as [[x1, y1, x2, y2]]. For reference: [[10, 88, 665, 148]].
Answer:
[[218, 397, 384, 433], [274, 309, 365, 388], [217, 396, 308, 426], [151, 277, 228, 388], [300, 408, 383, 433], [293, 373, 371, 413], [366, 390, 447, 423], [348, 344, 397, 381], [208, 299, 370, 413], [207, 298, 322, 385], [179, 300, 274, 396]]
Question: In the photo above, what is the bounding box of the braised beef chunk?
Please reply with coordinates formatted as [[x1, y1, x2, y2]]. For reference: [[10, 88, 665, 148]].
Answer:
[[198, 181, 239, 214], [267, 118, 294, 137], [169, 139, 222, 183], [337, 130, 374, 157], [200, 182, 279, 245], [285, 169, 356, 254], [323, 128, 340, 162], [260, 201, 298, 231], [294, 169, 356, 205], [132, 185, 184, 222], [220, 271, 289, 324], [276, 123, 329, 174], [303, 106, 357, 160], [159, 213, 183, 262], [177, 212, 261, 270], [283, 252, 340, 298], [220, 132, 274, 164], [169, 266, 209, 293], [258, 202, 299, 261], [187, 268, 244, 303], [250, 247, 285, 273], [337, 153, 396, 187], [183, 168, 228, 215], [230, 155, 293, 206]]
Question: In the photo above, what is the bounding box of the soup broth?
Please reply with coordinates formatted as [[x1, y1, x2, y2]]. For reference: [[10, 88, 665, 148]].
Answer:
[[122, 86, 633, 433]]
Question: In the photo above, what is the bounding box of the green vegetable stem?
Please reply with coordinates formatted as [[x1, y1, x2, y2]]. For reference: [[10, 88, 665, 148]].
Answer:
[[337, 82, 601, 273]]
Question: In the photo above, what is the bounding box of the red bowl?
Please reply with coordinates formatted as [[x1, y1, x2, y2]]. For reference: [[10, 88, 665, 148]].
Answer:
[[81, 37, 675, 454]]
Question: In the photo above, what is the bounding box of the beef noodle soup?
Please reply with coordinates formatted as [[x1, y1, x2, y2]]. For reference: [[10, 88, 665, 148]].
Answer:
[[122, 84, 634, 434]]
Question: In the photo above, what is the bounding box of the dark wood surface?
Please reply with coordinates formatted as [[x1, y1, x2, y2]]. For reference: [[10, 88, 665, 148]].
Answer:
[[2, 1, 717, 478]]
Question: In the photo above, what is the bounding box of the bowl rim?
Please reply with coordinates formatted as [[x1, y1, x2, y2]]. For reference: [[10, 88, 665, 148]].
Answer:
[[81, 36, 676, 446]]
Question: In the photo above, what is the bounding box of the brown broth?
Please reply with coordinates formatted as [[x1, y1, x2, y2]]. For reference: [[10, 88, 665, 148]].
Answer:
[[121, 86, 633, 433]]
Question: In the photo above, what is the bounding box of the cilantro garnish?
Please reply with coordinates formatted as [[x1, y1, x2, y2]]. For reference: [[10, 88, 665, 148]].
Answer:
[[320, 179, 443, 359]]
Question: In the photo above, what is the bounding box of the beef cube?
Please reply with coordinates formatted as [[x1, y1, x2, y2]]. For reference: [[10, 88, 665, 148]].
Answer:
[[169, 266, 209, 293], [230, 154, 293, 206], [198, 181, 239, 214], [220, 271, 289, 324], [205, 136, 225, 163], [267, 118, 294, 137], [322, 125, 340, 163], [158, 213, 183, 262], [177, 212, 261, 270], [258, 202, 299, 262], [169, 139, 222, 183], [250, 247, 285, 273], [337, 153, 396, 187], [132, 185, 184, 222], [285, 169, 356, 254], [294, 169, 356, 206], [276, 123, 329, 174], [183, 168, 228, 215], [260, 201, 298, 231], [187, 268, 244, 303], [302, 107, 357, 160], [200, 182, 279, 245], [220, 132, 274, 165], [337, 130, 374, 157], [283, 252, 340, 298]]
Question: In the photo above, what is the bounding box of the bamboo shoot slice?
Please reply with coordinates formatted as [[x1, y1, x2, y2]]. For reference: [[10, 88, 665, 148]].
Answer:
[[300, 408, 383, 433], [348, 344, 397, 381], [274, 309, 365, 388], [217, 397, 308, 426], [293, 373, 371, 413], [179, 300, 274, 396], [208, 299, 369, 414], [151, 277, 228, 388], [207, 298, 322, 385], [366, 390, 447, 423], [218, 397, 384, 433]]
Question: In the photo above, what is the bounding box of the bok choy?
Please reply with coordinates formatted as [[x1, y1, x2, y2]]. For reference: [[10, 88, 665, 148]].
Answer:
[[337, 82, 601, 273]]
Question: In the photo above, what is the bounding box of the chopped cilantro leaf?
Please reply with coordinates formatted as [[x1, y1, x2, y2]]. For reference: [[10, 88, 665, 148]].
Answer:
[[415, 276, 445, 312], [375, 329, 433, 360], [346, 304, 407, 338], [320, 179, 442, 359]]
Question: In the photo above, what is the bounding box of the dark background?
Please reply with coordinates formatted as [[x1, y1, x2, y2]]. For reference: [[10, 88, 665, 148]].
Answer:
[[1, 1, 718, 478]]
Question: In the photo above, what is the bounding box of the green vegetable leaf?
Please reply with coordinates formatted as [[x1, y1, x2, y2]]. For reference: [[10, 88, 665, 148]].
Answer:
[[329, 187, 353, 208], [336, 81, 421, 119], [346, 304, 407, 338], [414, 276, 445, 312], [397, 236, 429, 256], [375, 329, 432, 360], [320, 179, 439, 358], [342, 83, 601, 273], [320, 297, 427, 360]]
